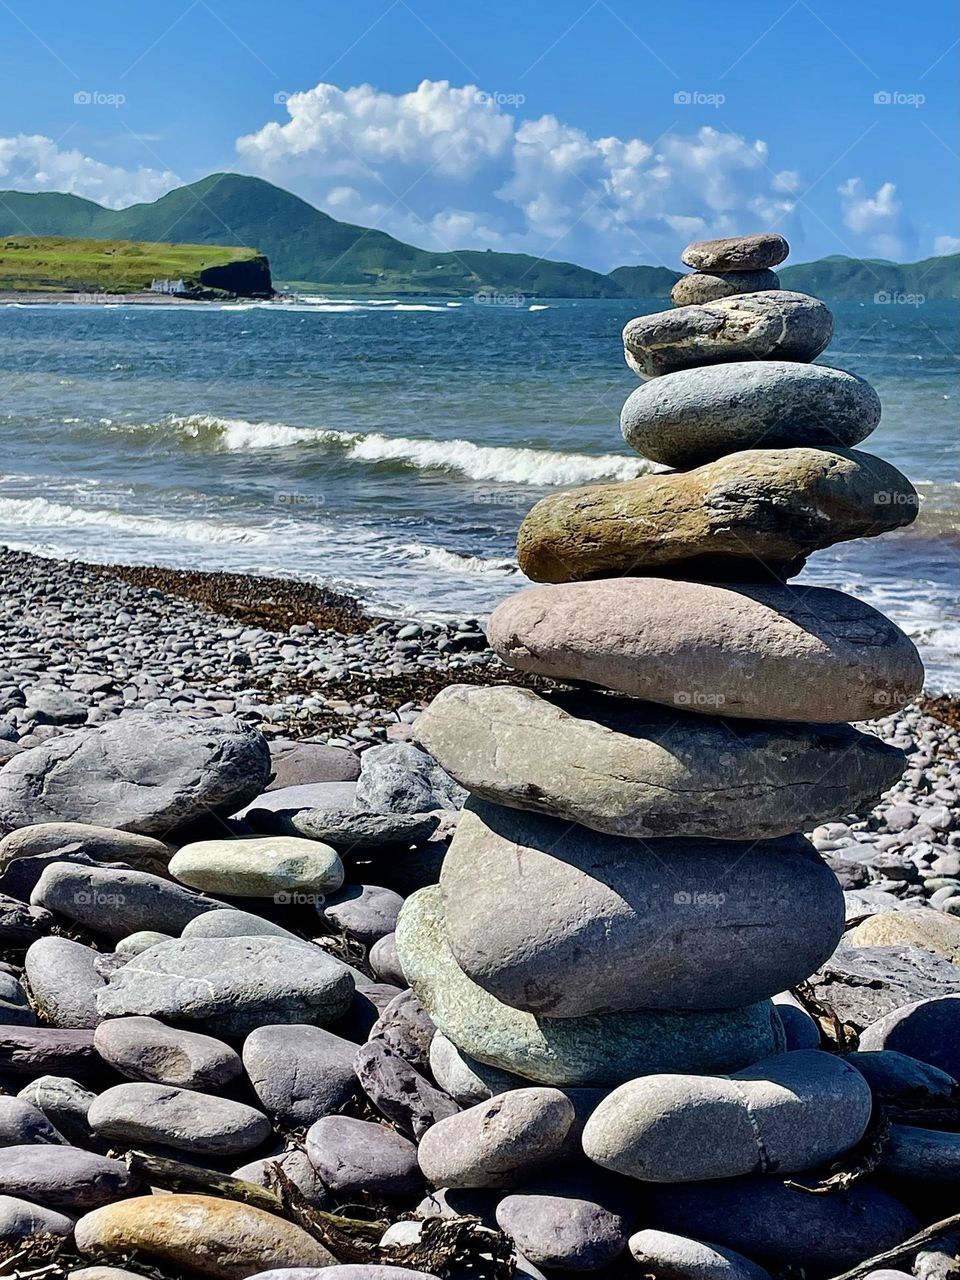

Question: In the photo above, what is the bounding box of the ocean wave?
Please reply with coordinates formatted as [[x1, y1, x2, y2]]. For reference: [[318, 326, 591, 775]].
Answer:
[[0, 495, 270, 545], [128, 415, 652, 485], [392, 542, 519, 575]]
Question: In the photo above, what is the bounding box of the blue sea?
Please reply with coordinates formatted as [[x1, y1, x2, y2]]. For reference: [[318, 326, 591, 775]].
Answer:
[[0, 295, 957, 688]]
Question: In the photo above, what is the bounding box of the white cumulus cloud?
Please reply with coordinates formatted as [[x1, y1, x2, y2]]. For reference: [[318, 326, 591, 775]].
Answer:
[[838, 178, 915, 259], [0, 134, 178, 209], [236, 78, 801, 270], [933, 234, 960, 255]]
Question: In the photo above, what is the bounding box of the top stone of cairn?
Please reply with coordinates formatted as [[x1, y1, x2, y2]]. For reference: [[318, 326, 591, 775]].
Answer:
[[681, 231, 789, 272]]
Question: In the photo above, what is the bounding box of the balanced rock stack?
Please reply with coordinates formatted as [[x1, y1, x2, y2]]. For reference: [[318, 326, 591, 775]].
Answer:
[[398, 231, 928, 1269]]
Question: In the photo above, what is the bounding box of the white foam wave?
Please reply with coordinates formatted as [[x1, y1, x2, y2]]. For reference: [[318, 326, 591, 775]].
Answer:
[[393, 542, 519, 575], [144, 416, 651, 485], [0, 495, 270, 545]]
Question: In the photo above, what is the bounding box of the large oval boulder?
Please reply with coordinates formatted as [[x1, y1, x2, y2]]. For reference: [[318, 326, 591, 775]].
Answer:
[[488, 579, 923, 723], [583, 1050, 872, 1181], [396, 887, 785, 1087], [681, 232, 790, 271], [73, 1194, 333, 1279], [88, 1082, 271, 1155], [96, 937, 354, 1035], [623, 291, 832, 378], [0, 1145, 136, 1210], [620, 362, 880, 468], [414, 685, 905, 840], [169, 835, 344, 899], [439, 801, 842, 1015], [31, 864, 219, 940], [517, 448, 916, 583], [0, 713, 271, 836]]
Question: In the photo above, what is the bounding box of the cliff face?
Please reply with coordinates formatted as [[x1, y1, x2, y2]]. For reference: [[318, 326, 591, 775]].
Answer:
[[198, 254, 273, 297]]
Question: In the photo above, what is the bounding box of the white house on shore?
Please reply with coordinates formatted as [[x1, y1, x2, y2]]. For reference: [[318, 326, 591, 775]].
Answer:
[[149, 278, 187, 294]]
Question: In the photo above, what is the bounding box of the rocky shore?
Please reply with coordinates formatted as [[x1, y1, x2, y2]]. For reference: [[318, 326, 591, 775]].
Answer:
[[1, 232, 960, 1280]]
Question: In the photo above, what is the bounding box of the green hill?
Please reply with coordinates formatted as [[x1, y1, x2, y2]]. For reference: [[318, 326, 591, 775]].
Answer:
[[0, 235, 271, 296], [1, 174, 957, 298]]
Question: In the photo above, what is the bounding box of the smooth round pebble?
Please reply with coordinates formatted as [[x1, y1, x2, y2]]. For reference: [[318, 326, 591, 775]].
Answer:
[[169, 835, 343, 898], [305, 1116, 423, 1197]]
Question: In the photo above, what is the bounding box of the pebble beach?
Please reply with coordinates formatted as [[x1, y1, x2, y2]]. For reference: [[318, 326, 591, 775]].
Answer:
[[1, 232, 960, 1280]]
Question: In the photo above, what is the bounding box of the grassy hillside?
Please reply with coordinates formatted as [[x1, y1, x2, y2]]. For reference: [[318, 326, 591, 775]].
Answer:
[[0, 235, 271, 295], [1, 176, 957, 298]]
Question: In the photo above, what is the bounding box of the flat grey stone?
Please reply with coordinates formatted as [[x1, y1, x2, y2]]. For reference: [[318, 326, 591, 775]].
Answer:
[[671, 268, 780, 305], [488, 579, 922, 724], [859, 995, 960, 1078], [880, 1125, 960, 1182], [0, 850, 131, 903], [415, 685, 904, 840], [681, 232, 790, 271], [237, 781, 358, 823], [397, 887, 784, 1087], [440, 801, 842, 1015], [0, 713, 271, 836], [320, 883, 404, 945], [629, 1229, 771, 1280], [418, 1088, 575, 1189], [620, 361, 881, 468], [0, 1144, 136, 1209], [810, 945, 960, 1030], [287, 809, 440, 851], [88, 1082, 271, 1155], [0, 1096, 66, 1145], [0, 1195, 74, 1244], [114, 930, 173, 956], [583, 1050, 872, 1181], [17, 1075, 97, 1146], [31, 863, 219, 940], [94, 1016, 241, 1089], [243, 1024, 359, 1126], [0, 822, 173, 874], [25, 936, 106, 1028], [355, 1039, 459, 1139], [0, 971, 35, 1026], [96, 936, 354, 1035], [496, 1192, 626, 1271], [305, 1115, 422, 1197], [648, 1179, 917, 1271], [170, 835, 343, 899], [355, 743, 466, 814], [0, 1027, 99, 1081], [181, 908, 302, 941], [268, 742, 360, 789], [623, 291, 832, 377]]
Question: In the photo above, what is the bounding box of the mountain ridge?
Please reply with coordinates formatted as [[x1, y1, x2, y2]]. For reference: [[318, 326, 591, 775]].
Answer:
[[1, 173, 957, 299]]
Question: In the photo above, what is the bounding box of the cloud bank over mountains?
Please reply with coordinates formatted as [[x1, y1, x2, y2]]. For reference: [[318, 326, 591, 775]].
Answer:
[[0, 79, 950, 266]]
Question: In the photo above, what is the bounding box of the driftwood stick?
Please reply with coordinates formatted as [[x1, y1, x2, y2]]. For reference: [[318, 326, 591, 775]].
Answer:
[[829, 1212, 960, 1280], [124, 1151, 388, 1239]]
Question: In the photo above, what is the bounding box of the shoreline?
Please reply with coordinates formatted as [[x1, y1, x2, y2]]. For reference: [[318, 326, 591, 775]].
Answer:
[[0, 546, 956, 752]]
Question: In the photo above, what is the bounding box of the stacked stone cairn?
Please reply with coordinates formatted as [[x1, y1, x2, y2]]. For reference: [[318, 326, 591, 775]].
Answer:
[[397, 232, 929, 1272]]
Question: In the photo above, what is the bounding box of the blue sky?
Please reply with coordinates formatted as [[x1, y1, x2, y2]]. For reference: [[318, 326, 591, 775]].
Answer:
[[1, 0, 957, 270]]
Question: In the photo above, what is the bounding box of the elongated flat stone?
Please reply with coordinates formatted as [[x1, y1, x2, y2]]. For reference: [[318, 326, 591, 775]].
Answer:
[[96, 937, 354, 1035], [583, 1050, 872, 1181], [395, 887, 784, 1087], [415, 685, 903, 839], [439, 801, 843, 1016], [169, 835, 343, 899], [88, 1082, 271, 1155], [30, 863, 219, 940], [0, 1145, 136, 1210], [488, 579, 923, 723], [623, 291, 832, 378], [516, 448, 917, 583], [620, 362, 881, 468], [671, 268, 780, 305], [681, 233, 789, 271]]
